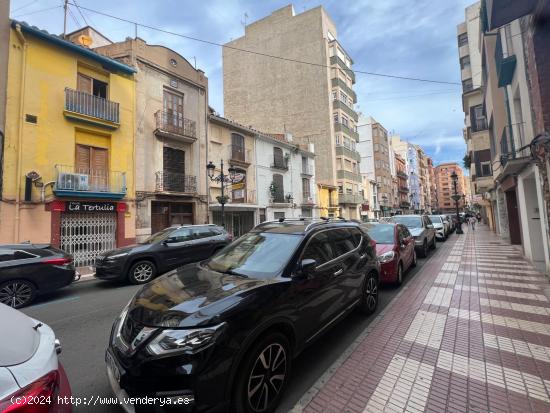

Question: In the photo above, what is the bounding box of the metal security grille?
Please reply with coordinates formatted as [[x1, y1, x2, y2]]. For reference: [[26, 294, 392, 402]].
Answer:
[[61, 212, 117, 266]]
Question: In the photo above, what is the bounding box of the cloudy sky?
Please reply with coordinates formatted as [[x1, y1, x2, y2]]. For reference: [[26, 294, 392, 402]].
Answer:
[[9, 0, 474, 167]]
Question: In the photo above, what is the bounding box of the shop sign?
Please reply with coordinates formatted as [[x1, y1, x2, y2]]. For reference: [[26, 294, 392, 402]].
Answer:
[[66, 201, 117, 213]]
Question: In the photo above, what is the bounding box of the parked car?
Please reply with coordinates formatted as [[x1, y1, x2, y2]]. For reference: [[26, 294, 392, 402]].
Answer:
[[363, 223, 416, 285], [0, 303, 72, 412], [0, 244, 76, 308], [387, 215, 436, 258], [429, 215, 447, 241], [95, 224, 232, 284], [105, 219, 380, 413], [445, 215, 455, 232]]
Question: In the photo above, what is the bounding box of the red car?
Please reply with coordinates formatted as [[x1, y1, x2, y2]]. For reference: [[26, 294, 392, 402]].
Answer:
[[363, 223, 416, 285]]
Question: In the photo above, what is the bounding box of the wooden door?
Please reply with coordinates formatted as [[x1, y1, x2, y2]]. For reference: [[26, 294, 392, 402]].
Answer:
[[163, 90, 184, 132], [151, 202, 170, 234], [505, 190, 522, 245], [75, 144, 108, 191]]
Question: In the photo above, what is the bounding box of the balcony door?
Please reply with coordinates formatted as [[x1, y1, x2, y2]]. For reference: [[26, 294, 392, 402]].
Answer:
[[163, 90, 184, 133], [75, 144, 108, 191], [163, 146, 186, 192], [77, 73, 107, 98], [231, 133, 245, 162]]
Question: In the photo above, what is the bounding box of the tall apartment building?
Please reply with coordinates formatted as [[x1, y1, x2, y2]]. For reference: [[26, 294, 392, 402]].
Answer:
[[395, 154, 409, 212], [416, 147, 431, 212], [358, 116, 392, 216], [457, 3, 493, 220], [223, 5, 361, 219], [428, 158, 438, 212], [435, 163, 466, 213], [391, 135, 419, 213]]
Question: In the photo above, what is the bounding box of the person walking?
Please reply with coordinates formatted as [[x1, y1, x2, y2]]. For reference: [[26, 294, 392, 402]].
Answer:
[[469, 215, 476, 231]]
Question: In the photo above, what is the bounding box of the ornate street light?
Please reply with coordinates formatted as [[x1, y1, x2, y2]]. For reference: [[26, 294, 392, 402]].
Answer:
[[451, 170, 464, 234], [207, 160, 238, 228]]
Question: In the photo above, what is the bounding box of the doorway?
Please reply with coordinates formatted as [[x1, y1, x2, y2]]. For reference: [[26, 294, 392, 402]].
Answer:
[[505, 190, 522, 245]]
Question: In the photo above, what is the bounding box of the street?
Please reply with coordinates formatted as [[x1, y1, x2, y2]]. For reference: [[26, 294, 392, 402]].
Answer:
[[20, 239, 437, 412]]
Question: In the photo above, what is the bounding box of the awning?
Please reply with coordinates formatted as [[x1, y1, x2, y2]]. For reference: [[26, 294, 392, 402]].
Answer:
[[495, 156, 531, 183]]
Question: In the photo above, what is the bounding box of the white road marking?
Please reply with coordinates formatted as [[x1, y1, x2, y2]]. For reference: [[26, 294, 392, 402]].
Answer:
[[484, 333, 550, 364], [479, 297, 550, 317], [404, 311, 447, 349]]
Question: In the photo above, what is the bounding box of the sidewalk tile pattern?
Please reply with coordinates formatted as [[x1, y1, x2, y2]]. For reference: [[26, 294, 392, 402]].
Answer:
[[294, 225, 550, 413]]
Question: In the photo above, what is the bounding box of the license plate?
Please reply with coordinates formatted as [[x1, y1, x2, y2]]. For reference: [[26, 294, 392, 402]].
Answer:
[[106, 352, 121, 383]]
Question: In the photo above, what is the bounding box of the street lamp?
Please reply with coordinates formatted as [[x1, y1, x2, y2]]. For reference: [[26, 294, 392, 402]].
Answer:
[[207, 159, 238, 228], [451, 171, 464, 234]]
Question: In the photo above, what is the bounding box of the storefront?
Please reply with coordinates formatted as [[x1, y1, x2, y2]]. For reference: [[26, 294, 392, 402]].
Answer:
[[48, 200, 133, 266]]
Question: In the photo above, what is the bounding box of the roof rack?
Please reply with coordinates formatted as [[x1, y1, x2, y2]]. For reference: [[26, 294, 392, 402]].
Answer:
[[254, 217, 311, 228], [304, 217, 355, 231]]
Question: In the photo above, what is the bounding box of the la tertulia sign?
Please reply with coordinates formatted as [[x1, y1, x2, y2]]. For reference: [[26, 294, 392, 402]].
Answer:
[[67, 201, 117, 212]]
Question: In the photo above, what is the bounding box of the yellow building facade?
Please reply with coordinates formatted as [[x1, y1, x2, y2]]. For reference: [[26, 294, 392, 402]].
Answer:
[[0, 21, 136, 266]]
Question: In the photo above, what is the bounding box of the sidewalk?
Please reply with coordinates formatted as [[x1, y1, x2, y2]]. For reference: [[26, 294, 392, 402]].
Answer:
[[293, 224, 550, 413]]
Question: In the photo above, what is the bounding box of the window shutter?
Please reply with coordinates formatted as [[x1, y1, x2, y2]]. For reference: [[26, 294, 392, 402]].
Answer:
[[75, 145, 90, 173], [91, 147, 108, 175], [77, 73, 92, 93]]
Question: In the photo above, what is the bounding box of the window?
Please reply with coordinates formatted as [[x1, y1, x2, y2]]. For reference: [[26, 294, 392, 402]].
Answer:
[[272, 174, 284, 202], [351, 140, 356, 150], [169, 228, 193, 243], [76, 144, 108, 190], [481, 162, 491, 176], [330, 229, 357, 256], [344, 137, 351, 149], [460, 55, 470, 69], [471, 105, 487, 131], [231, 133, 246, 161], [336, 134, 341, 145], [462, 78, 473, 92], [273, 147, 285, 168], [192, 227, 217, 239], [77, 73, 107, 98], [458, 33, 468, 47], [302, 178, 311, 198], [333, 112, 339, 124], [332, 91, 337, 101], [338, 185, 343, 194], [340, 92, 348, 104], [341, 115, 349, 127], [302, 231, 334, 266]]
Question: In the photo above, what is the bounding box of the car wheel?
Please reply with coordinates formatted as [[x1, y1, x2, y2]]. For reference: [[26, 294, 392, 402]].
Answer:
[[128, 261, 156, 285], [396, 263, 403, 286], [431, 237, 437, 250], [419, 241, 428, 258], [411, 250, 417, 267], [233, 331, 291, 413], [358, 272, 378, 315], [0, 280, 36, 308]]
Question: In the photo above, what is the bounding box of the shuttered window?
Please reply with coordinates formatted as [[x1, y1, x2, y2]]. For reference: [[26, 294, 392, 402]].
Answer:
[[163, 146, 185, 174], [272, 174, 284, 203]]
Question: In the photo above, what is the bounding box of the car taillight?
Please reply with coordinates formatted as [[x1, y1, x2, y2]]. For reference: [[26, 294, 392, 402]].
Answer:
[[0, 370, 59, 413], [42, 257, 72, 265], [369, 239, 376, 249]]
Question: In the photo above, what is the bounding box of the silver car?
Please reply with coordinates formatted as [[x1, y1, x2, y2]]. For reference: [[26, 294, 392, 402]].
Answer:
[[429, 215, 448, 241], [388, 215, 436, 258]]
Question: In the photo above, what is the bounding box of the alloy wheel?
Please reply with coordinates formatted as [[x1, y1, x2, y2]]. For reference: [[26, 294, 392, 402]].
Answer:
[[0, 281, 34, 308], [397, 264, 403, 284], [365, 276, 378, 311], [247, 343, 287, 412], [133, 263, 153, 282]]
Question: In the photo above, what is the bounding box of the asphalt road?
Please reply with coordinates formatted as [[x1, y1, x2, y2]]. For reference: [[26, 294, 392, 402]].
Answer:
[[21, 248, 435, 412]]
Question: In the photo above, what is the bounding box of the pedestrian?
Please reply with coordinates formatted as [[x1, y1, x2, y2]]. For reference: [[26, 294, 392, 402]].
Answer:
[[469, 216, 476, 231]]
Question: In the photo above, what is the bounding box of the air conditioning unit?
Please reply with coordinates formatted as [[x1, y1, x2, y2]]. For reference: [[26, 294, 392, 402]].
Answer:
[[57, 173, 89, 191]]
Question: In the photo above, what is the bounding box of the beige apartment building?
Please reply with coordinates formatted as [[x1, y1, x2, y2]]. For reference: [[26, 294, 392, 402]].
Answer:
[[223, 4, 361, 219], [93, 34, 209, 240], [457, 3, 493, 219]]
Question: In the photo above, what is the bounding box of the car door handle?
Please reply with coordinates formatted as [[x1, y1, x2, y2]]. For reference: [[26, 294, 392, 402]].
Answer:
[[359, 254, 367, 260], [333, 268, 344, 276]]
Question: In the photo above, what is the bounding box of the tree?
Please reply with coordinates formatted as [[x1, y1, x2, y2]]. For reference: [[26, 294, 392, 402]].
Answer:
[[463, 154, 471, 169]]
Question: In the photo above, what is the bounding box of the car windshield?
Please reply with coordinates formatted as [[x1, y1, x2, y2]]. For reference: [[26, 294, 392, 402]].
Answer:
[[429, 216, 442, 223], [365, 224, 395, 244], [206, 232, 302, 279], [389, 216, 422, 228], [141, 228, 174, 244]]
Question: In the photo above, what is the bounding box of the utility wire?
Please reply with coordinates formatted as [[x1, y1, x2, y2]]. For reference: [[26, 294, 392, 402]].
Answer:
[[72, 0, 90, 26], [12, 4, 62, 18], [66, 2, 461, 86], [11, 0, 39, 13]]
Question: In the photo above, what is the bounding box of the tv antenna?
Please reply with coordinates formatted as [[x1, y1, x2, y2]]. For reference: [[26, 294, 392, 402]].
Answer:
[[241, 12, 248, 29]]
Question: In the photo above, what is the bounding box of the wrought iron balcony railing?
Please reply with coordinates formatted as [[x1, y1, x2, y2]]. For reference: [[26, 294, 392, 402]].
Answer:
[[155, 171, 197, 193], [155, 110, 197, 139], [54, 165, 126, 198], [65, 88, 119, 124], [230, 190, 256, 204]]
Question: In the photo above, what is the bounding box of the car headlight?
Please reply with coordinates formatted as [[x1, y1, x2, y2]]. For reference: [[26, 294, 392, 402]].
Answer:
[[111, 298, 133, 348], [107, 252, 129, 260], [147, 323, 227, 356], [377, 251, 395, 263]]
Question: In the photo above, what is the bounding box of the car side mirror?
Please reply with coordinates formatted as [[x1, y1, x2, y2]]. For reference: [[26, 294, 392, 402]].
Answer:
[[162, 237, 176, 245], [295, 259, 317, 278]]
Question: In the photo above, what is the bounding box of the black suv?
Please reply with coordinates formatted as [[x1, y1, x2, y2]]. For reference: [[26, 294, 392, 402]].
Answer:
[[95, 225, 232, 284], [106, 219, 380, 413], [0, 244, 75, 308]]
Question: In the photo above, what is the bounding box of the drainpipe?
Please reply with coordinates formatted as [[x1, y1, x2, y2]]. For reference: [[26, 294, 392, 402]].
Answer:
[[204, 88, 209, 224], [504, 87, 516, 156], [14, 24, 27, 243]]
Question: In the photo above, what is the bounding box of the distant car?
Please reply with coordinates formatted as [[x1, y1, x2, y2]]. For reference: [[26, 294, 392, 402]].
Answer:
[[387, 215, 436, 258], [95, 224, 232, 284], [105, 219, 380, 413], [363, 223, 416, 285], [0, 304, 72, 412], [429, 215, 447, 241], [0, 244, 76, 308]]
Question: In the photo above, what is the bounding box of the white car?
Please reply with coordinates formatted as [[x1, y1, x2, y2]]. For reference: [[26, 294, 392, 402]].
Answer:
[[0, 304, 72, 412], [429, 215, 447, 241]]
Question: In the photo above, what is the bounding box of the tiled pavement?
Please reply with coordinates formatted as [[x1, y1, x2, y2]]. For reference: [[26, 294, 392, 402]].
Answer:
[[292, 224, 550, 413]]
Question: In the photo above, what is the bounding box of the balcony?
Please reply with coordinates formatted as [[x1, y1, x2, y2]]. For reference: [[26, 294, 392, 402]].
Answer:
[[398, 186, 409, 193], [301, 193, 315, 206], [397, 171, 408, 179], [270, 193, 294, 205], [339, 193, 363, 205], [53, 165, 126, 199], [301, 165, 314, 176], [331, 78, 357, 103], [495, 35, 516, 88], [471, 117, 489, 133], [64, 88, 119, 128], [330, 55, 355, 83], [332, 100, 359, 122], [334, 122, 359, 141], [154, 111, 197, 143], [155, 171, 197, 193], [336, 170, 362, 182], [228, 145, 252, 168], [271, 154, 289, 171], [335, 145, 361, 162]]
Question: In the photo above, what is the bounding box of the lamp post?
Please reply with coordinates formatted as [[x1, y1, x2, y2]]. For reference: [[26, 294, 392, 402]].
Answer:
[[451, 170, 464, 234], [207, 159, 237, 228], [462, 194, 466, 212]]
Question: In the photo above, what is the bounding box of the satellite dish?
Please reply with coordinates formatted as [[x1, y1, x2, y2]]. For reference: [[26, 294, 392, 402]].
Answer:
[[78, 35, 93, 47]]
